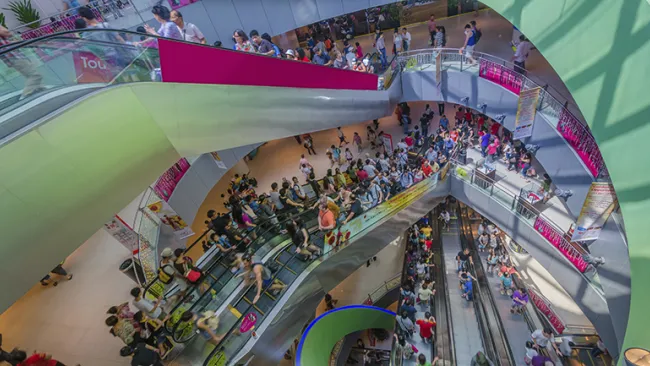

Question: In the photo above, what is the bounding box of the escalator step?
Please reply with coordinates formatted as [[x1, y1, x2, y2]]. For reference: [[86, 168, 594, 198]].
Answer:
[[242, 296, 266, 316], [253, 293, 275, 314], [275, 268, 297, 285], [277, 250, 294, 264], [235, 298, 250, 316]]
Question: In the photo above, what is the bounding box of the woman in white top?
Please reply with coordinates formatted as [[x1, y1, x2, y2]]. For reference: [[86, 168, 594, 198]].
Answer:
[[393, 28, 402, 55]]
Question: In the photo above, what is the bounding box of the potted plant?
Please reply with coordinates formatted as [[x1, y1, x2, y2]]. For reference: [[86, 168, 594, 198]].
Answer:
[[0, 13, 6, 28], [4, 0, 40, 29]]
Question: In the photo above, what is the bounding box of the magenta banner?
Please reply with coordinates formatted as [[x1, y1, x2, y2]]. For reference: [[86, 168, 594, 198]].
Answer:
[[153, 158, 191, 201], [158, 39, 378, 91], [529, 289, 566, 334], [479, 59, 523, 95], [556, 109, 604, 178], [534, 217, 589, 273]]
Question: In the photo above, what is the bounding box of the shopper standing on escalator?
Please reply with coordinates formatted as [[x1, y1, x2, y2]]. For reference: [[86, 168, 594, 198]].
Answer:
[[470, 351, 494, 366], [456, 247, 473, 273], [531, 328, 563, 357]]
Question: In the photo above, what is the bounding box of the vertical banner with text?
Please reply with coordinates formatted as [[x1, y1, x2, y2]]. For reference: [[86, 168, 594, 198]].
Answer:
[[153, 158, 191, 201], [571, 182, 618, 242], [380, 133, 393, 156], [103, 215, 138, 252], [435, 51, 442, 86], [147, 200, 195, 240], [513, 87, 541, 140]]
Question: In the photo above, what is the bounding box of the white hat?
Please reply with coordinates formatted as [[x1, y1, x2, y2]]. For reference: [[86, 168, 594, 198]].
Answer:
[[286, 49, 295, 57], [161, 247, 173, 258], [362, 58, 369, 66]]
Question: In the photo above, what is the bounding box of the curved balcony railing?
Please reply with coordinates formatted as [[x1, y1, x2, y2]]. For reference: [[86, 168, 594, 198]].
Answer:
[[398, 48, 608, 180], [448, 159, 604, 297]]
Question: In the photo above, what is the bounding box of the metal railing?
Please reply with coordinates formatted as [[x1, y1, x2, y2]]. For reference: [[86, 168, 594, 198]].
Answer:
[[449, 161, 605, 297], [8, 0, 154, 41], [398, 47, 608, 179], [363, 273, 401, 305]]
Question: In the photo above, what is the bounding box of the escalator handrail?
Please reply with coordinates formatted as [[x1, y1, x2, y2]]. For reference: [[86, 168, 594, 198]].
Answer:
[[456, 204, 500, 364], [163, 204, 319, 339], [459, 206, 516, 366], [202, 150, 437, 364], [0, 28, 389, 77], [202, 245, 304, 365], [430, 208, 455, 366]]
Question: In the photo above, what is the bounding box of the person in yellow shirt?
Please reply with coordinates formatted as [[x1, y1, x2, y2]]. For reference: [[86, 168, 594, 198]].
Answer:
[[420, 225, 433, 240]]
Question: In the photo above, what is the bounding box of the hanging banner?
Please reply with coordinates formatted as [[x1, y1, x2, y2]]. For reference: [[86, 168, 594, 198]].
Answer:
[[147, 200, 195, 240], [435, 51, 442, 86], [513, 87, 541, 140], [571, 182, 618, 242], [479, 58, 523, 94], [103, 215, 138, 252], [210, 152, 228, 169], [153, 158, 191, 201]]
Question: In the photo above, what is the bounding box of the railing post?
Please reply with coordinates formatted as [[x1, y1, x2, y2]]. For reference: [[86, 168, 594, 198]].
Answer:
[[489, 182, 494, 196]]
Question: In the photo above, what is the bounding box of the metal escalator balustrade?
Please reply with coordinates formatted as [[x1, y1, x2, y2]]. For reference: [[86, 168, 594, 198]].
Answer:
[[0, 29, 398, 139], [201, 171, 448, 365], [164, 206, 320, 342], [455, 202, 509, 365], [428, 209, 454, 365]]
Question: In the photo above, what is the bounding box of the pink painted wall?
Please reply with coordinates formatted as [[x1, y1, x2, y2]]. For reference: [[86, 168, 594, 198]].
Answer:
[[158, 39, 378, 91]]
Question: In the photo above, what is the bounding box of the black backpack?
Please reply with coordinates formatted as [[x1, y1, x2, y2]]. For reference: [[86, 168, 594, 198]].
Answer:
[[475, 28, 482, 43]]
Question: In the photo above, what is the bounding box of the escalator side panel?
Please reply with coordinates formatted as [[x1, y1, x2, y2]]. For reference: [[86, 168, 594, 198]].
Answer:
[[241, 190, 449, 365]]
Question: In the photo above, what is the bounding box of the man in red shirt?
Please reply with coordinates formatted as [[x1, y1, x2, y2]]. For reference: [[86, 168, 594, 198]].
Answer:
[[421, 160, 433, 177], [490, 121, 501, 137], [416, 312, 436, 343], [464, 109, 473, 123], [455, 107, 464, 123], [356, 168, 368, 181], [477, 115, 485, 131]]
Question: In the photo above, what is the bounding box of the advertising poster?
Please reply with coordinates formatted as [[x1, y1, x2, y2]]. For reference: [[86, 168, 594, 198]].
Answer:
[[103, 215, 138, 252], [73, 51, 115, 83], [153, 158, 191, 201], [211, 152, 227, 169], [147, 200, 195, 240], [513, 87, 541, 140], [380, 133, 393, 155], [571, 182, 618, 242]]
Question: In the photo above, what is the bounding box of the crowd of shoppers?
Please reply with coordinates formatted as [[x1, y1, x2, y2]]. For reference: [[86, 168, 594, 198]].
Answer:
[[394, 217, 439, 366]]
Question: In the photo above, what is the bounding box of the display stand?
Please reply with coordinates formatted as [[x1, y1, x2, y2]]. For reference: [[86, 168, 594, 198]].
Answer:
[[474, 164, 496, 190]]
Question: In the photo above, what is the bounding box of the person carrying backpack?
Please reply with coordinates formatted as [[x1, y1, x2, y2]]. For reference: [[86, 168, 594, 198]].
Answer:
[[240, 254, 286, 304]]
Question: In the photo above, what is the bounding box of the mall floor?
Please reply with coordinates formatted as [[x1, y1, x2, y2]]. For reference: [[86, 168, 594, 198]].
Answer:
[[0, 11, 588, 366]]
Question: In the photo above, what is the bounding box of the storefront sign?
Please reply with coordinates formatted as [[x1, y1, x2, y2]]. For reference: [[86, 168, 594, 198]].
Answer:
[[147, 200, 195, 240], [103, 215, 138, 252], [571, 183, 617, 242], [557, 109, 605, 178], [514, 87, 541, 140], [534, 217, 589, 272], [153, 158, 191, 201], [73, 51, 115, 83], [210, 152, 227, 169], [479, 58, 523, 95], [529, 289, 566, 334]]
